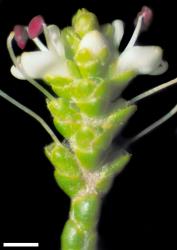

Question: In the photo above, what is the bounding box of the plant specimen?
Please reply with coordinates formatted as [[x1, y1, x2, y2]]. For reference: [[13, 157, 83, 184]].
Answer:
[[0, 6, 177, 250]]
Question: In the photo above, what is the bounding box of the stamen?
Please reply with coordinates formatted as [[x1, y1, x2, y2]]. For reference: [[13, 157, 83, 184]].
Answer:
[[126, 76, 177, 146], [14, 25, 28, 49], [138, 6, 153, 31], [129, 77, 177, 104], [0, 89, 60, 145], [7, 32, 54, 100], [125, 15, 143, 49], [129, 103, 177, 145], [32, 37, 48, 51], [28, 15, 45, 39], [125, 6, 153, 50]]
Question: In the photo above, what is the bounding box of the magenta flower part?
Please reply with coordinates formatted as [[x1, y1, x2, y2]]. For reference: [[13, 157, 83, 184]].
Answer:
[[28, 15, 45, 39], [13, 25, 28, 50], [139, 6, 153, 30]]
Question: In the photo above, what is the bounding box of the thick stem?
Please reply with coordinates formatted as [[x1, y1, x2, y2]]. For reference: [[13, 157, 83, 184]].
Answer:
[[61, 192, 101, 250]]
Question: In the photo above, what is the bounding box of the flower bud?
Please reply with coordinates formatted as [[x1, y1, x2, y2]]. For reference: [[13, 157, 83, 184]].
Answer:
[[72, 8, 99, 37], [75, 30, 110, 77]]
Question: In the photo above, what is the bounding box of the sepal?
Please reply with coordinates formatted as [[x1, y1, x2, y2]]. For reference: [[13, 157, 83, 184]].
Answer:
[[75, 47, 110, 77]]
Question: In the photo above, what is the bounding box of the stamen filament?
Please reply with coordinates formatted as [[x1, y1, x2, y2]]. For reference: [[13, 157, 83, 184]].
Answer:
[[0, 89, 61, 145], [7, 32, 54, 100], [33, 37, 48, 51], [125, 15, 143, 50], [129, 103, 177, 145], [125, 77, 177, 146], [129, 77, 177, 104]]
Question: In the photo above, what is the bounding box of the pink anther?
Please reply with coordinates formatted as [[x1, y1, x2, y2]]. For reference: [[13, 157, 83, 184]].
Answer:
[[28, 15, 45, 39], [138, 6, 153, 30], [14, 25, 28, 50]]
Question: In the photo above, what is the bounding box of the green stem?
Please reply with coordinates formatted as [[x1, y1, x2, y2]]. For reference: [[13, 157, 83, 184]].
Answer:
[[61, 192, 101, 250], [45, 142, 131, 250]]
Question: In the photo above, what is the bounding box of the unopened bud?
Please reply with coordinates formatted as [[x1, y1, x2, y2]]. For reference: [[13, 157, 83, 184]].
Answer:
[[72, 8, 99, 38]]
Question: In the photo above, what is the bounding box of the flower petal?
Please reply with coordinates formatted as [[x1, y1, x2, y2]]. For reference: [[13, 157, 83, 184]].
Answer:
[[11, 51, 70, 79], [11, 65, 25, 79], [78, 30, 109, 55], [112, 20, 124, 48], [45, 25, 65, 56], [118, 46, 166, 75], [149, 60, 168, 75]]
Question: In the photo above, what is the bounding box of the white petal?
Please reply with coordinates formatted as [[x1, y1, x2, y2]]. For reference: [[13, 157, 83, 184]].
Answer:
[[11, 65, 25, 80], [150, 61, 168, 75], [19, 51, 70, 79], [118, 46, 165, 75], [45, 25, 65, 57], [112, 20, 124, 48], [78, 30, 109, 55]]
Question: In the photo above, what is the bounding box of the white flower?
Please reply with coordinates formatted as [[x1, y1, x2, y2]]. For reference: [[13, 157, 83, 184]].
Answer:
[[11, 23, 71, 80], [10, 8, 168, 82], [118, 45, 167, 75], [112, 12, 168, 75]]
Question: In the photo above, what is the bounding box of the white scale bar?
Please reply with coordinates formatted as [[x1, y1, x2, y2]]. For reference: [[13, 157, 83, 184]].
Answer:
[[3, 243, 39, 247]]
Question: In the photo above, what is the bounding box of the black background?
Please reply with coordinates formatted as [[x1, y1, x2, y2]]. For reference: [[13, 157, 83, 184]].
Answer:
[[0, 0, 177, 249]]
